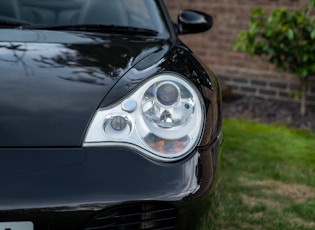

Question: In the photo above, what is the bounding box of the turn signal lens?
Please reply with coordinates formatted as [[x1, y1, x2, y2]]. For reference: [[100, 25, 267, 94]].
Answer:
[[144, 134, 189, 154]]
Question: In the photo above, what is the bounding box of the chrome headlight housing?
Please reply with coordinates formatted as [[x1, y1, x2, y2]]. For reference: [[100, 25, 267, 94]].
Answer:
[[84, 73, 205, 161]]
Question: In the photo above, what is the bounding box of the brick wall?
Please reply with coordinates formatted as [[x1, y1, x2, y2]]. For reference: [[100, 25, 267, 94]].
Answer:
[[165, 0, 315, 105]]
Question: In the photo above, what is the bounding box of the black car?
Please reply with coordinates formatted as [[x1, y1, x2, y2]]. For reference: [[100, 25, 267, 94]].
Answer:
[[0, 0, 222, 229]]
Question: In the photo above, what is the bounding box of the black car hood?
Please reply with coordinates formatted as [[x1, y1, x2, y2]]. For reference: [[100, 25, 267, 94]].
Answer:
[[0, 29, 166, 147]]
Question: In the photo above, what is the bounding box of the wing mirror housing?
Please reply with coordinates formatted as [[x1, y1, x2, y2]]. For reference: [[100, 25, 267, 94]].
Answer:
[[177, 10, 213, 35]]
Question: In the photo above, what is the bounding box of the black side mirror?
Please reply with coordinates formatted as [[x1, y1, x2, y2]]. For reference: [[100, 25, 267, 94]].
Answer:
[[177, 10, 213, 35]]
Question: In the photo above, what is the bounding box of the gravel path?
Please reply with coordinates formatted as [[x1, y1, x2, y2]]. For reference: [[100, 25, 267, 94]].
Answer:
[[222, 96, 315, 132]]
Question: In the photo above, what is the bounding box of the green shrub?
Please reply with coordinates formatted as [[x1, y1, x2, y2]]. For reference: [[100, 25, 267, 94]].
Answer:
[[233, 0, 315, 115]]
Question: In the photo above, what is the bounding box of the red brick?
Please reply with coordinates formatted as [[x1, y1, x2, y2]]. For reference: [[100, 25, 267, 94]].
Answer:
[[164, 0, 315, 104]]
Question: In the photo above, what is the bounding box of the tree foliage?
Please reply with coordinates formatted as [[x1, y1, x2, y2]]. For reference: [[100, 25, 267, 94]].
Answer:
[[233, 0, 315, 115]]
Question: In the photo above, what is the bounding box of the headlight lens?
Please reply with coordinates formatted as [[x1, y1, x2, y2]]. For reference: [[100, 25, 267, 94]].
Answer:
[[84, 73, 205, 161]]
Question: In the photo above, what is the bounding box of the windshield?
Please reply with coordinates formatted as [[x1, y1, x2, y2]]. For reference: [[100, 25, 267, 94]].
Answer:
[[0, 0, 169, 36]]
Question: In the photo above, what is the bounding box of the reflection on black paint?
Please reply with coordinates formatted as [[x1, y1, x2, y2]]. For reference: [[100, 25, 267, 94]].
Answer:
[[33, 44, 133, 85], [0, 43, 34, 76], [0, 33, 165, 147]]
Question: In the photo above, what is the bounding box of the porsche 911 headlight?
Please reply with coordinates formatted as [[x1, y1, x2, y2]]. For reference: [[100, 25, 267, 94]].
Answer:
[[84, 73, 205, 161]]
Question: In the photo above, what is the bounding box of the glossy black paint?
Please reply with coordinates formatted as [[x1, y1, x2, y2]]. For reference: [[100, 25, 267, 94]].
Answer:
[[0, 147, 200, 206], [177, 10, 214, 35], [0, 143, 221, 229], [0, 30, 165, 147], [0, 1, 222, 229]]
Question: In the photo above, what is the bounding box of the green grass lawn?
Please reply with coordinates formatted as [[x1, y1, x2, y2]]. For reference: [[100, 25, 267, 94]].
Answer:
[[215, 118, 315, 230]]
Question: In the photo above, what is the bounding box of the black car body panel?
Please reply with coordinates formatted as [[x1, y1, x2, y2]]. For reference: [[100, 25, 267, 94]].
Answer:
[[0, 30, 165, 147], [1, 147, 201, 208], [0, 0, 222, 229], [0, 143, 220, 229]]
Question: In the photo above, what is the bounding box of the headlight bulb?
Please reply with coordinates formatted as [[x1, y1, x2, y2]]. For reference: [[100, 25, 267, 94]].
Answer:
[[156, 82, 180, 106], [104, 115, 131, 139], [142, 79, 196, 135], [111, 116, 127, 131]]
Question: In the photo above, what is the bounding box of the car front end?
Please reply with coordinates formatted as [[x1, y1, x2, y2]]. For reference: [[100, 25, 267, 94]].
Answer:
[[0, 0, 222, 229]]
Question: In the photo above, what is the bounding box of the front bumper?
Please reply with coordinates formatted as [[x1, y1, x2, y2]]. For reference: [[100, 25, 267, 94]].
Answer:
[[0, 143, 221, 229]]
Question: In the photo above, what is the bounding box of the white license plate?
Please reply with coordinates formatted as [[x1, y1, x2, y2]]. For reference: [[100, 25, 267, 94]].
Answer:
[[0, 222, 33, 230]]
